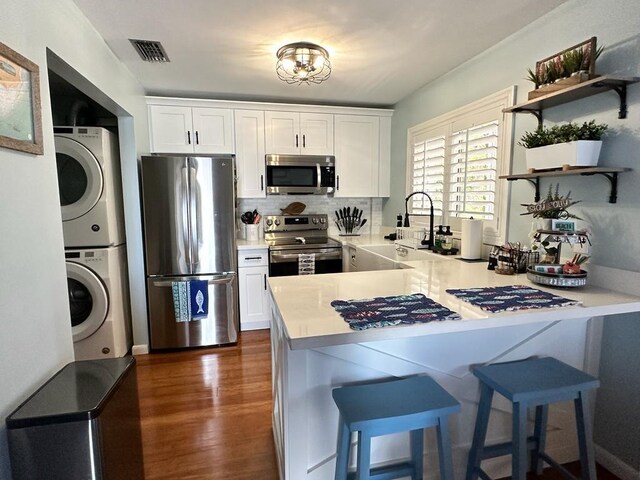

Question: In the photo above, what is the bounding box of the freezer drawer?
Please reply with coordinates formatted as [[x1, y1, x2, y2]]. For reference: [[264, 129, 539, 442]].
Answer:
[[146, 274, 239, 349]]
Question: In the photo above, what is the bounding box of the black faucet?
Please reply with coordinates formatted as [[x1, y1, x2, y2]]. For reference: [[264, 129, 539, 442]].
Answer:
[[404, 191, 435, 250]]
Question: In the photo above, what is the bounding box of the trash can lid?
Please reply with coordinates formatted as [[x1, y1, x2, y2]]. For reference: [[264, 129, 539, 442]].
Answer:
[[6, 356, 136, 429]]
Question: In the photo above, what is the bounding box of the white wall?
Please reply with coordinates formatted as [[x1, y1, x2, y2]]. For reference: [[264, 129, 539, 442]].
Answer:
[[386, 0, 640, 470], [0, 1, 147, 477]]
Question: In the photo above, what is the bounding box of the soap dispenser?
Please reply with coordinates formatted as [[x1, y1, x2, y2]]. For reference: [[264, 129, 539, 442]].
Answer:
[[434, 225, 445, 250], [442, 226, 453, 250]]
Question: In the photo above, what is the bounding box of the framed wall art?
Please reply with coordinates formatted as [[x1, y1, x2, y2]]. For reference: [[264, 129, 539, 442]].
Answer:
[[0, 42, 43, 155]]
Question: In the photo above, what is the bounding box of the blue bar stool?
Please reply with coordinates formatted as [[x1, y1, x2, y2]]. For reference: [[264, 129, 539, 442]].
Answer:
[[332, 375, 460, 480], [466, 357, 600, 480]]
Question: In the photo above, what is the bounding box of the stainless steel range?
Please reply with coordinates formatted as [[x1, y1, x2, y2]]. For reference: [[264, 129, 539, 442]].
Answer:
[[265, 214, 343, 277]]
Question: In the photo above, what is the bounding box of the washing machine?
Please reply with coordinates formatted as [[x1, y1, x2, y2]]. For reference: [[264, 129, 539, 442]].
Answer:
[[55, 126, 126, 248], [66, 245, 132, 361]]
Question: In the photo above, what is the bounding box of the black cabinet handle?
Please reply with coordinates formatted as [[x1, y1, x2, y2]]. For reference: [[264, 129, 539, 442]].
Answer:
[[260, 174, 264, 191], [303, 134, 306, 148], [187, 131, 191, 144], [295, 134, 299, 148], [337, 175, 340, 190], [195, 131, 199, 145], [264, 274, 267, 290], [244, 256, 262, 260]]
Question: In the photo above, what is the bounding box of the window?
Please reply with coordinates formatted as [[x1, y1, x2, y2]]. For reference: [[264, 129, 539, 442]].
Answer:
[[406, 87, 515, 245]]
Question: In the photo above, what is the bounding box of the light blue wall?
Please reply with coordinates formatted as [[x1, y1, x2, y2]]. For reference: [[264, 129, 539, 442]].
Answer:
[[387, 0, 640, 469]]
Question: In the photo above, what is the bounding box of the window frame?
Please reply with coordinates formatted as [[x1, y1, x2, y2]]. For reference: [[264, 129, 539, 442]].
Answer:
[[405, 87, 515, 247]]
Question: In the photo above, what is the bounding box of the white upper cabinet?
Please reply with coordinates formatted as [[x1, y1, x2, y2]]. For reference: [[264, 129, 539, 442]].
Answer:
[[149, 105, 234, 154], [234, 110, 266, 198], [265, 111, 333, 155], [334, 115, 380, 197]]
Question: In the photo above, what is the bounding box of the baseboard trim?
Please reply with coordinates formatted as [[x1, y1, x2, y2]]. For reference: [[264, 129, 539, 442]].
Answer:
[[132, 344, 149, 355], [595, 444, 639, 480]]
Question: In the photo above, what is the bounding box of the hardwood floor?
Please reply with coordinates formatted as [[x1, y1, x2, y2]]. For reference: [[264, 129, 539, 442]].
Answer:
[[135, 330, 279, 480], [135, 330, 619, 480]]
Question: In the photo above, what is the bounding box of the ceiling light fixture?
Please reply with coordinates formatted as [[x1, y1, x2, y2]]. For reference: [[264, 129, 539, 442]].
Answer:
[[276, 42, 331, 85]]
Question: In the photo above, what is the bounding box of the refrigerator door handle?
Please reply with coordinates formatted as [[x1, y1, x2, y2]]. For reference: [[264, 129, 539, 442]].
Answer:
[[181, 164, 192, 268], [151, 274, 235, 288], [188, 160, 200, 267]]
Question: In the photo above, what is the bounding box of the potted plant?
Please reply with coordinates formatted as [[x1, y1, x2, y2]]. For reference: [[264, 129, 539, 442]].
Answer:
[[521, 184, 582, 230], [518, 120, 608, 170]]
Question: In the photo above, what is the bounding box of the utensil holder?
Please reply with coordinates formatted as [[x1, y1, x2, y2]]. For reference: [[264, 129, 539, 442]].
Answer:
[[246, 224, 260, 241]]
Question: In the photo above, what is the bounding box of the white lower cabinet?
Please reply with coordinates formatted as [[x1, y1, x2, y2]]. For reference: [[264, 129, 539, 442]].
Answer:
[[238, 248, 271, 331]]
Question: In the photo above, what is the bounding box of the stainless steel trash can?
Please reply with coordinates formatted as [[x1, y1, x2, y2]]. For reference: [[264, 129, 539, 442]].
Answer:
[[6, 356, 143, 480]]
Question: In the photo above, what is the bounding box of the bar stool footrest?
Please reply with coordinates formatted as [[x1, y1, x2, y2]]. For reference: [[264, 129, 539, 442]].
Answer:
[[479, 436, 537, 460], [538, 452, 580, 480], [346, 461, 415, 480]]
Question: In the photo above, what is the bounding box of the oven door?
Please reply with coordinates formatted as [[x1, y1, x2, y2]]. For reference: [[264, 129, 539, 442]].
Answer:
[[269, 247, 342, 277]]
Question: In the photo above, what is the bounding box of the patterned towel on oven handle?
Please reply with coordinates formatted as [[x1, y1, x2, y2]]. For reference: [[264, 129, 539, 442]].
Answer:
[[446, 285, 581, 313], [330, 293, 461, 331]]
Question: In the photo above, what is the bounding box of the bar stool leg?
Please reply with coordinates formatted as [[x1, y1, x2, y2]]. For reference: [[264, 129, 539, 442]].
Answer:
[[335, 418, 350, 480], [575, 391, 597, 480], [410, 429, 424, 480], [356, 431, 372, 480], [512, 402, 528, 480], [466, 383, 494, 480], [436, 417, 455, 480], [531, 404, 548, 474]]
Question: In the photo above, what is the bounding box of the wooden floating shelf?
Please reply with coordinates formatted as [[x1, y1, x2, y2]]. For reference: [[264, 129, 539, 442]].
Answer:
[[503, 75, 640, 125], [500, 167, 632, 204]]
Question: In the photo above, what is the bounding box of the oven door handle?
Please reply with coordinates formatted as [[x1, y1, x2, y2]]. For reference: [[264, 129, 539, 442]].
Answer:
[[269, 250, 342, 263]]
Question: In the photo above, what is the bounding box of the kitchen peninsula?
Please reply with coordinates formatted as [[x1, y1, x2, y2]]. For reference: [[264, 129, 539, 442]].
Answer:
[[268, 254, 640, 480]]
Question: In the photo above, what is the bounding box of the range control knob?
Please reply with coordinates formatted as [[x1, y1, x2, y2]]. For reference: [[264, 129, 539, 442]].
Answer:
[[312, 217, 318, 224], [266, 218, 273, 226], [319, 217, 326, 224], [274, 219, 281, 226]]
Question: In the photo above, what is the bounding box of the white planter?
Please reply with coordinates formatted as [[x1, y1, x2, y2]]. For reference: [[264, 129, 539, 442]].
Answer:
[[525, 140, 602, 170]]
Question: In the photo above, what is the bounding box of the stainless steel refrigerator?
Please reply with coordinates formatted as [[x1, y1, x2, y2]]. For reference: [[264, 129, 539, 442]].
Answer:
[[140, 154, 238, 349]]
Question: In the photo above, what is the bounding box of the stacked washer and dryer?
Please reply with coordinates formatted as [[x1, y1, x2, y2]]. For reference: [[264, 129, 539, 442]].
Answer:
[[55, 126, 132, 361]]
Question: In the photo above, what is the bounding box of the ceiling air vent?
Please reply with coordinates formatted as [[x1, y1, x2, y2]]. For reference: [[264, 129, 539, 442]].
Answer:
[[130, 39, 170, 63]]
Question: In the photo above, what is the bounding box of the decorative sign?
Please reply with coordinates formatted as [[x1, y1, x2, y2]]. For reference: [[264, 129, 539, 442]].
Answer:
[[526, 197, 571, 214]]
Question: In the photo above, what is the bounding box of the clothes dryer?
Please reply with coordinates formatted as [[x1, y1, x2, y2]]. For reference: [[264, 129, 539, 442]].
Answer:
[[55, 126, 125, 248], [65, 245, 132, 360]]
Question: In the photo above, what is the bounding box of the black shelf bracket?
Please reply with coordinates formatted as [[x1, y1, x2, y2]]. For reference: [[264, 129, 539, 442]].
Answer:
[[591, 82, 628, 119], [527, 109, 543, 128], [581, 171, 620, 203], [508, 177, 541, 202]]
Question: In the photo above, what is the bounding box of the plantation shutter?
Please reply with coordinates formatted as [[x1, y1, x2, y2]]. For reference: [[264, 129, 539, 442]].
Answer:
[[447, 121, 499, 220], [411, 134, 445, 216]]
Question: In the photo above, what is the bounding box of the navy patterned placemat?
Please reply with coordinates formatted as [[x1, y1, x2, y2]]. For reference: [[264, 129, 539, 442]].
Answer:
[[331, 293, 461, 331], [446, 285, 581, 313]]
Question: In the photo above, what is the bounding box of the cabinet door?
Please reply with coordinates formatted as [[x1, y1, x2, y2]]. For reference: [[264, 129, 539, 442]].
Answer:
[[378, 116, 391, 197], [238, 265, 271, 331], [192, 107, 234, 154], [148, 105, 194, 153], [334, 115, 380, 197], [300, 113, 334, 155], [235, 110, 266, 198], [265, 111, 300, 154]]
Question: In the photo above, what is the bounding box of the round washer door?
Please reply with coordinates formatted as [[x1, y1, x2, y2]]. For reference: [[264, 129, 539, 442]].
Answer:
[[66, 262, 109, 342], [55, 136, 104, 221]]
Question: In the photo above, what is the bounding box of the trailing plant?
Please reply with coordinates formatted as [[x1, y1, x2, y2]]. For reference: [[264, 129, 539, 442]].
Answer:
[[518, 120, 608, 149]]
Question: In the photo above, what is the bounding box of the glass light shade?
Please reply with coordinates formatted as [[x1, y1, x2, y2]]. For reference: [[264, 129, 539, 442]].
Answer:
[[276, 42, 331, 85]]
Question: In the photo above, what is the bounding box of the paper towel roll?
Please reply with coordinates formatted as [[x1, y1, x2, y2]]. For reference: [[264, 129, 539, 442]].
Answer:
[[461, 218, 483, 259]]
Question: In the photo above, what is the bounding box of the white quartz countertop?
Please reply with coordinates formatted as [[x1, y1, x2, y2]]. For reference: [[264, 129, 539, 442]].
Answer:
[[269, 260, 640, 350], [236, 238, 269, 250]]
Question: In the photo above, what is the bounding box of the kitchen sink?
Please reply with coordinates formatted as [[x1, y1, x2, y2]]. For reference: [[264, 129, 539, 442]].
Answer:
[[361, 244, 444, 262]]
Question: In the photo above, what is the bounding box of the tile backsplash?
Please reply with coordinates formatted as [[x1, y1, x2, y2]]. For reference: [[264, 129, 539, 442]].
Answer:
[[238, 196, 383, 236]]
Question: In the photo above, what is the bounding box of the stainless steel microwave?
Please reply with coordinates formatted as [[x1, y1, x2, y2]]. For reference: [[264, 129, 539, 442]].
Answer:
[[265, 154, 335, 195]]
